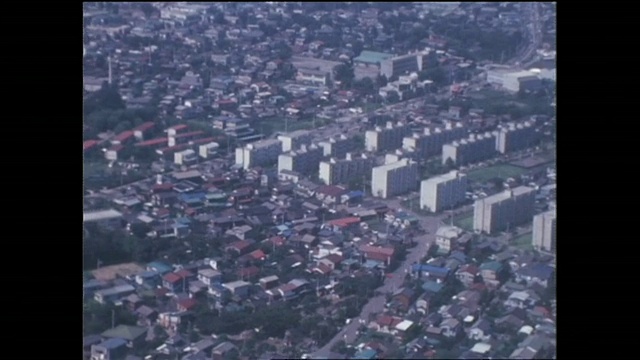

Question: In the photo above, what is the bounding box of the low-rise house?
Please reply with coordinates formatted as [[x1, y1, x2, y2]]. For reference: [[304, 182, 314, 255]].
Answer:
[[390, 287, 416, 313], [412, 264, 450, 282], [135, 305, 158, 326], [212, 341, 239, 360], [515, 263, 555, 288], [479, 261, 504, 287], [91, 338, 127, 360], [259, 275, 279, 290], [94, 285, 136, 304], [197, 268, 222, 287], [225, 239, 254, 255], [505, 290, 540, 310], [456, 264, 480, 287], [222, 280, 252, 298], [469, 318, 493, 342], [359, 245, 395, 266], [440, 318, 462, 338], [101, 325, 147, 349]]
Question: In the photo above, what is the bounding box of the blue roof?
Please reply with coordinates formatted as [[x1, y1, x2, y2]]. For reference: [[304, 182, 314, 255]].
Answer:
[[354, 50, 394, 65], [354, 349, 377, 359], [99, 337, 127, 350], [517, 263, 554, 280], [422, 280, 444, 293], [480, 261, 503, 272], [178, 192, 206, 202], [347, 190, 365, 198], [147, 261, 172, 274], [412, 264, 450, 276]]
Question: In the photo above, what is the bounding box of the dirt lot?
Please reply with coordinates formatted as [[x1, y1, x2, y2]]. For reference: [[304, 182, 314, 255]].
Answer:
[[92, 262, 145, 281]]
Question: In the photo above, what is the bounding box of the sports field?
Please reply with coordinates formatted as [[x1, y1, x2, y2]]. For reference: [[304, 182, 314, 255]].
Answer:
[[467, 164, 528, 183]]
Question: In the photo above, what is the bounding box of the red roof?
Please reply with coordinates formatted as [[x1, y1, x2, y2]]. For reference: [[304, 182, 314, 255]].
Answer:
[[459, 264, 479, 275], [133, 121, 155, 132], [238, 266, 260, 278], [168, 124, 188, 131], [314, 263, 332, 275], [327, 217, 361, 228], [175, 269, 193, 278], [178, 298, 198, 310], [113, 130, 135, 142], [228, 240, 251, 251], [359, 245, 395, 257], [267, 236, 285, 246], [163, 273, 182, 284], [83, 140, 99, 151], [158, 144, 189, 154], [249, 249, 266, 260], [136, 137, 168, 147], [152, 183, 174, 192], [191, 137, 217, 145]]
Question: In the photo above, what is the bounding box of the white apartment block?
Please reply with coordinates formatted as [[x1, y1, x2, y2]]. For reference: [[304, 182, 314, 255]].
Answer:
[[473, 186, 536, 235], [532, 210, 556, 253], [199, 142, 220, 159], [235, 139, 282, 170], [420, 170, 468, 213], [380, 49, 432, 79], [318, 134, 359, 158], [371, 158, 418, 199], [278, 130, 313, 152], [496, 121, 537, 154], [174, 149, 197, 165], [365, 121, 412, 152], [403, 122, 467, 158], [319, 153, 374, 185], [277, 144, 324, 176], [442, 132, 497, 166]]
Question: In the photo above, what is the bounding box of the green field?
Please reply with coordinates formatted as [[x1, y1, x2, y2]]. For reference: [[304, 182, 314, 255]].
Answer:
[[453, 212, 474, 231], [467, 164, 528, 183], [511, 232, 533, 250], [258, 117, 331, 136]]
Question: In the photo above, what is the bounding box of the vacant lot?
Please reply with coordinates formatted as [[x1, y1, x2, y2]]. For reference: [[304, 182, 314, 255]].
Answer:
[[453, 212, 474, 231], [511, 232, 533, 250], [467, 164, 527, 183], [92, 262, 145, 281]]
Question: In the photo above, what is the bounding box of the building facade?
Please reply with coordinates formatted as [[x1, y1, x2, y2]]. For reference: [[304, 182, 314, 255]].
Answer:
[[496, 121, 537, 154], [442, 132, 497, 166], [318, 134, 359, 158], [365, 121, 412, 152], [174, 149, 197, 165], [278, 130, 313, 152], [371, 158, 418, 199], [319, 153, 374, 185], [532, 210, 556, 253], [473, 186, 536, 234], [403, 122, 467, 158], [420, 170, 468, 213], [235, 139, 282, 169], [277, 144, 324, 176]]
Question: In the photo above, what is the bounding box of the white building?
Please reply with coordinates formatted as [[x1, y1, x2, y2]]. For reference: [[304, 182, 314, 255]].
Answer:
[[495, 121, 537, 154], [442, 132, 496, 166], [420, 170, 468, 213], [435, 225, 464, 254], [473, 186, 536, 234], [296, 68, 330, 86], [235, 138, 282, 169], [199, 142, 220, 158], [380, 49, 432, 79], [403, 122, 467, 158], [278, 130, 313, 152], [371, 158, 418, 199], [319, 153, 374, 185], [486, 69, 542, 93], [532, 209, 556, 253], [174, 149, 197, 165], [318, 134, 358, 158], [277, 144, 324, 176], [365, 121, 412, 152]]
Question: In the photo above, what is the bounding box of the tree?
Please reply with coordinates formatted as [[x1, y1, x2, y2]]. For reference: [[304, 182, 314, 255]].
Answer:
[[140, 3, 155, 18], [333, 63, 355, 89], [376, 74, 388, 88]]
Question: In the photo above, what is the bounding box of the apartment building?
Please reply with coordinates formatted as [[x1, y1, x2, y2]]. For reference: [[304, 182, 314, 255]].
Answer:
[[473, 186, 536, 234], [403, 122, 467, 158], [318, 134, 359, 158], [174, 149, 197, 165], [319, 153, 374, 185], [365, 121, 412, 152], [442, 132, 497, 166], [235, 138, 282, 169], [278, 130, 313, 152], [277, 144, 324, 176], [380, 49, 432, 79], [420, 170, 468, 213], [496, 121, 537, 154], [532, 209, 556, 253], [371, 158, 418, 199]]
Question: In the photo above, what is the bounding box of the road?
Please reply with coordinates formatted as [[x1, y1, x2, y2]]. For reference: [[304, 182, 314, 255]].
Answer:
[[312, 205, 447, 358], [510, 2, 543, 67]]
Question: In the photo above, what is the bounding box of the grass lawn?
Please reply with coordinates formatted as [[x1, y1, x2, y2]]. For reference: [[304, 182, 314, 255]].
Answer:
[[453, 212, 474, 231], [258, 117, 330, 136], [511, 232, 533, 250], [467, 164, 528, 183]]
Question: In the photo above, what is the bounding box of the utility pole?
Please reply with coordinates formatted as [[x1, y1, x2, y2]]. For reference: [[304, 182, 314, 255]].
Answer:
[[111, 309, 115, 329]]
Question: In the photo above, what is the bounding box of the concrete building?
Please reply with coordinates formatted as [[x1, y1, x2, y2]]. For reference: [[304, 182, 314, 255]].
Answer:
[[278, 144, 324, 176], [174, 149, 197, 165], [199, 142, 220, 158], [318, 134, 359, 158], [403, 122, 467, 158], [435, 226, 464, 254], [371, 158, 418, 199], [473, 186, 536, 234], [420, 171, 468, 213], [442, 132, 497, 166], [365, 121, 412, 152], [235, 138, 282, 169], [380, 49, 432, 79], [532, 210, 556, 253], [319, 153, 374, 185], [496, 121, 537, 154], [486, 69, 543, 93], [278, 130, 313, 152], [296, 68, 330, 86]]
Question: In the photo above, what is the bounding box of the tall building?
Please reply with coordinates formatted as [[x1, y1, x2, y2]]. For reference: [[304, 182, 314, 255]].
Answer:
[[473, 186, 536, 234], [532, 210, 556, 253], [199, 142, 220, 159], [174, 149, 197, 165], [420, 171, 468, 213], [278, 130, 313, 152], [403, 122, 467, 158], [442, 132, 497, 166], [277, 144, 324, 176], [235, 139, 282, 169], [496, 121, 537, 154], [371, 158, 418, 199], [365, 121, 412, 152], [380, 49, 433, 79], [318, 134, 359, 158], [319, 153, 374, 186]]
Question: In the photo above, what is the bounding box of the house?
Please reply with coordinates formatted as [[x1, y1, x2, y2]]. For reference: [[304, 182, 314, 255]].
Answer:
[[197, 268, 222, 286], [101, 325, 147, 349], [94, 285, 136, 304], [162, 271, 193, 293], [222, 280, 252, 297], [315, 185, 348, 204], [237, 265, 261, 280], [412, 264, 450, 281], [225, 239, 253, 255], [135, 270, 161, 288], [395, 319, 416, 340], [505, 290, 540, 310], [456, 264, 480, 287], [359, 245, 395, 266], [135, 305, 158, 326], [469, 318, 493, 342], [440, 318, 462, 338], [370, 314, 404, 334], [91, 338, 127, 360], [515, 263, 555, 288], [212, 341, 239, 360], [225, 225, 254, 240], [177, 298, 198, 312], [259, 275, 279, 290], [390, 287, 416, 313], [479, 261, 504, 286]]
